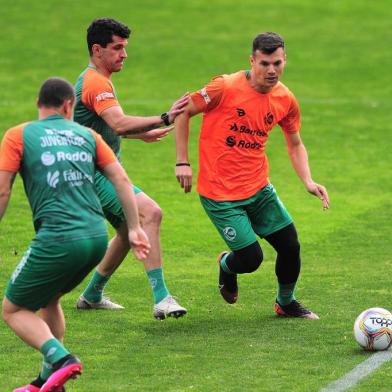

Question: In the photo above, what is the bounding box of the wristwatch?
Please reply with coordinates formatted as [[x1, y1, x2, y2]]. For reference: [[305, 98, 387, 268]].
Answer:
[[160, 112, 171, 126]]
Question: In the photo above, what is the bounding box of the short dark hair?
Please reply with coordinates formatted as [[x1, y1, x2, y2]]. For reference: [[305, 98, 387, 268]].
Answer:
[[252, 32, 285, 55], [87, 18, 131, 56], [37, 77, 75, 108]]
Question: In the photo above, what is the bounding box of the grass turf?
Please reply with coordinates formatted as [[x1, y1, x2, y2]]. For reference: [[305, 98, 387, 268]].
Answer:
[[0, 0, 391, 391]]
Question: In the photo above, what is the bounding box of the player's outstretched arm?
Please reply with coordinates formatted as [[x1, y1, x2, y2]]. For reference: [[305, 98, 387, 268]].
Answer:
[[284, 132, 330, 210], [0, 171, 16, 221], [174, 99, 201, 193], [102, 161, 151, 260], [100, 92, 189, 140]]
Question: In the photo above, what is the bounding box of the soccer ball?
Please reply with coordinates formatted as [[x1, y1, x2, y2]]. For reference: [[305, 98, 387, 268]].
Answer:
[[353, 307, 392, 351]]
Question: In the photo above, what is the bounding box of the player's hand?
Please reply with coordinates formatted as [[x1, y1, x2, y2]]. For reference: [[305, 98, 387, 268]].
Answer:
[[141, 126, 173, 143], [306, 181, 329, 210], [128, 227, 151, 261], [168, 92, 190, 123], [175, 165, 193, 193]]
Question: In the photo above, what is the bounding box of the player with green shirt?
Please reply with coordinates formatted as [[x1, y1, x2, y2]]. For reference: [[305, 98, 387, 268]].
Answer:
[[0, 77, 150, 392], [74, 17, 188, 319]]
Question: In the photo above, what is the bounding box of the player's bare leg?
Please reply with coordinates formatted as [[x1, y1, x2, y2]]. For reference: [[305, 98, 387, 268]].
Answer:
[[136, 193, 187, 319], [3, 297, 81, 391]]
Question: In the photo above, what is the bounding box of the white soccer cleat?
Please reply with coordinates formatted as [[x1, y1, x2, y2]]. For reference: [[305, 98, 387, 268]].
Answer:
[[153, 295, 187, 320], [76, 295, 124, 310]]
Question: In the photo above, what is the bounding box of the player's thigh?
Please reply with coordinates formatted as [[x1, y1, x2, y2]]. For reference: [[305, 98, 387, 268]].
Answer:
[[246, 184, 293, 238], [200, 196, 257, 250], [5, 236, 108, 311], [95, 171, 142, 229]]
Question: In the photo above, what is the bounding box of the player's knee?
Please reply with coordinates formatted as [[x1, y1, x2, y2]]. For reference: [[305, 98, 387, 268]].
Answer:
[[149, 204, 163, 225], [233, 242, 263, 273], [2, 297, 14, 324], [281, 235, 300, 258], [138, 198, 162, 226]]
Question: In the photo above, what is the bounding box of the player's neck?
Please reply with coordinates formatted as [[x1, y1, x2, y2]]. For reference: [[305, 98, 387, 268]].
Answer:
[[247, 70, 273, 94], [39, 108, 66, 120], [89, 59, 112, 79]]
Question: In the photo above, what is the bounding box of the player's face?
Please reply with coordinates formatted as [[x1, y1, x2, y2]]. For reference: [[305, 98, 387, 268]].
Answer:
[[100, 35, 128, 73], [249, 48, 286, 92]]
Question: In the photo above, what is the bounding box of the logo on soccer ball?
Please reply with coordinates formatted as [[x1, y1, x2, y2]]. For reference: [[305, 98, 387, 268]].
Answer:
[[223, 227, 236, 241], [41, 151, 56, 166]]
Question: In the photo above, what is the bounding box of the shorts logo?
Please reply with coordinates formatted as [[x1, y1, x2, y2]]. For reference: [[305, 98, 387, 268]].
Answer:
[[223, 227, 237, 241], [41, 151, 56, 166], [47, 171, 60, 188]]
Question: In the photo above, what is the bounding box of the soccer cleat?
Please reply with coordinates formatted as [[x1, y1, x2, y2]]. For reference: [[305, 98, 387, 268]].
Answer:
[[153, 295, 187, 320], [274, 299, 319, 319], [218, 252, 238, 304], [40, 355, 82, 392], [76, 295, 124, 310]]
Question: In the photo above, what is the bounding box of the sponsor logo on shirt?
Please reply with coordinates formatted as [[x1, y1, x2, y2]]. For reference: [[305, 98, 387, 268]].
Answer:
[[63, 169, 93, 186], [40, 129, 85, 147], [41, 151, 93, 165], [236, 108, 246, 117], [46, 169, 93, 188], [225, 136, 262, 150], [47, 171, 60, 188], [57, 151, 92, 163], [200, 87, 211, 105], [41, 151, 56, 166], [229, 123, 267, 137], [95, 92, 115, 101], [264, 112, 274, 125]]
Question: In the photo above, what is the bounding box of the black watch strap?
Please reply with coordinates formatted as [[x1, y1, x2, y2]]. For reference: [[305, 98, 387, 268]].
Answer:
[[160, 112, 171, 126]]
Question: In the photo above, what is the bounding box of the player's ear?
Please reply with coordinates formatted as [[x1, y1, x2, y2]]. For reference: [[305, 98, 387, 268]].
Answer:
[[91, 43, 102, 57], [250, 54, 255, 66], [63, 99, 75, 119]]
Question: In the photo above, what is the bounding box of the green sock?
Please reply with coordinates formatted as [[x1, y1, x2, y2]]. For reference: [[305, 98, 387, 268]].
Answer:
[[83, 271, 110, 302], [40, 360, 53, 381], [40, 338, 69, 366], [147, 268, 169, 304], [220, 253, 234, 274], [277, 283, 296, 306]]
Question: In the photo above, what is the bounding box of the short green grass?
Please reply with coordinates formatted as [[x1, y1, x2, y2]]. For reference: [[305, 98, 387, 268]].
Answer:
[[0, 1, 391, 391]]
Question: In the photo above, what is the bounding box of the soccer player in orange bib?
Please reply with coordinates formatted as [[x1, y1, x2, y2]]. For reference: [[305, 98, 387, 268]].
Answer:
[[174, 32, 329, 319]]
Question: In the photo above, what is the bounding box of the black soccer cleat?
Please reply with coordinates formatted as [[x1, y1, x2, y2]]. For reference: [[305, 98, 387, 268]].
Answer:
[[217, 252, 238, 304], [274, 299, 319, 319]]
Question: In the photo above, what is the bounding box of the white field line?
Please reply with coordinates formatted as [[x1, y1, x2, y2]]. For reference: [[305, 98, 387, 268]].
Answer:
[[320, 350, 392, 392]]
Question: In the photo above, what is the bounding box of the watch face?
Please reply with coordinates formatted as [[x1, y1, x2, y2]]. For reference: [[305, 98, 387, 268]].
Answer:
[[161, 113, 170, 125]]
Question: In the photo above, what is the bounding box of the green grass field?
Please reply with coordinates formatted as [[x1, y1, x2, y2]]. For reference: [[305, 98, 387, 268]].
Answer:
[[0, 0, 391, 391]]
